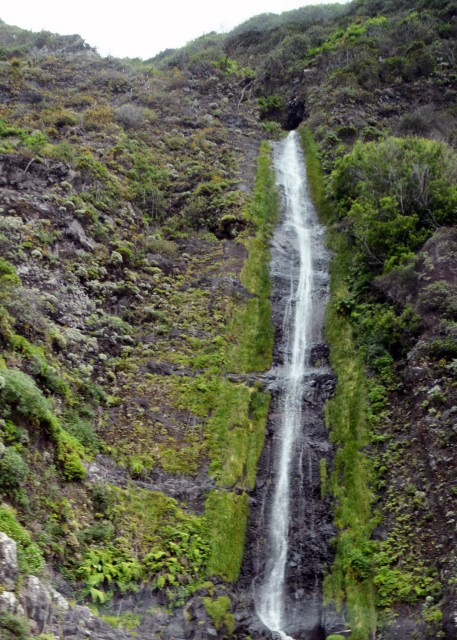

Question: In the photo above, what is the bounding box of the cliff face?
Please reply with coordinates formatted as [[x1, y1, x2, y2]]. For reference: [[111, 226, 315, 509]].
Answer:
[[0, 19, 276, 640], [1, 1, 457, 638]]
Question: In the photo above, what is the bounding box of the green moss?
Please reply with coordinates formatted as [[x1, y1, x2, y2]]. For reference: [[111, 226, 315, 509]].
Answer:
[[52, 428, 86, 480], [168, 375, 268, 487], [202, 595, 234, 633], [228, 141, 278, 372], [300, 126, 333, 224], [204, 490, 249, 582], [0, 369, 86, 479]]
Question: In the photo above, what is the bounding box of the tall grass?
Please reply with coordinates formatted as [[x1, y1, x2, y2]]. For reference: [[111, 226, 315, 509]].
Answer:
[[204, 490, 249, 581], [228, 141, 279, 372]]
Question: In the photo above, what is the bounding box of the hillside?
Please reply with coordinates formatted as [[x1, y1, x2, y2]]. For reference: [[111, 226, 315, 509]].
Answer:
[[0, 1, 457, 639]]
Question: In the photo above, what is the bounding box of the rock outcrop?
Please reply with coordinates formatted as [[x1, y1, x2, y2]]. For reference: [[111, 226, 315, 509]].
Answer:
[[0, 532, 134, 639]]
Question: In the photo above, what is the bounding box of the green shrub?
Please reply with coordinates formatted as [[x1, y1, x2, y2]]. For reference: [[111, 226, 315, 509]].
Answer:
[[144, 237, 178, 258], [258, 95, 285, 119], [115, 104, 144, 129], [0, 368, 50, 421], [0, 447, 28, 489], [418, 280, 457, 318], [0, 505, 44, 574], [373, 566, 435, 607], [0, 612, 30, 640], [53, 428, 86, 480], [0, 369, 85, 480], [0, 258, 20, 300], [403, 41, 435, 80], [90, 481, 113, 515], [329, 137, 457, 271], [63, 413, 100, 454]]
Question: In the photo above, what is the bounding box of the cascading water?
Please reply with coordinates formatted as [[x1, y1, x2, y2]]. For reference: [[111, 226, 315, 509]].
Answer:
[[253, 131, 335, 640]]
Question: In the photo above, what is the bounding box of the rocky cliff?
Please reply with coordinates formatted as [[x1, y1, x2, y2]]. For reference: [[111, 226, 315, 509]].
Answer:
[[1, 1, 457, 638]]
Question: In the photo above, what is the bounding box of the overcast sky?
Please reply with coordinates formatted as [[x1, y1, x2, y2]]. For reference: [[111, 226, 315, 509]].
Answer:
[[1, 0, 348, 60]]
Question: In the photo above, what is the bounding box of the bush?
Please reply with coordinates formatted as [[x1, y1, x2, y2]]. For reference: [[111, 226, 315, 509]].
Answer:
[[144, 237, 178, 258], [0, 258, 20, 300], [0, 505, 44, 574], [403, 41, 435, 80], [258, 94, 285, 118], [0, 369, 86, 480], [53, 429, 86, 480], [83, 104, 113, 131], [115, 104, 144, 129], [329, 137, 457, 271], [0, 612, 30, 640], [418, 280, 457, 318], [0, 447, 28, 489]]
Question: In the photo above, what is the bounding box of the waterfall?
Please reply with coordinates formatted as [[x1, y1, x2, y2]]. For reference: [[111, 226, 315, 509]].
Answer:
[[255, 130, 330, 639]]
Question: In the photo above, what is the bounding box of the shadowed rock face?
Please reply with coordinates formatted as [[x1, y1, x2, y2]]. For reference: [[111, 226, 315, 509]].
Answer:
[[238, 134, 339, 640]]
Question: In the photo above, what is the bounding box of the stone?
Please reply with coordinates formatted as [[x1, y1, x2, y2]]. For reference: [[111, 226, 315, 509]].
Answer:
[[19, 575, 53, 633], [0, 531, 19, 589], [66, 219, 95, 250], [0, 590, 24, 616], [49, 585, 70, 611]]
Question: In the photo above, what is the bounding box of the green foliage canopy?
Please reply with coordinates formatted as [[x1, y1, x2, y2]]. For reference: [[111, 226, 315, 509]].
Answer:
[[329, 137, 457, 271]]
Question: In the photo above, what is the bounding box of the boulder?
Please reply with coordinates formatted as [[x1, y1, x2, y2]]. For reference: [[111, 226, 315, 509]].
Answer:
[[0, 531, 19, 589], [19, 575, 53, 633], [0, 590, 24, 616], [66, 219, 95, 251]]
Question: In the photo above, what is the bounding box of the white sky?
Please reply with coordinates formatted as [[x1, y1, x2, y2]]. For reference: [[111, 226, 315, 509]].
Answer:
[[1, 0, 348, 60]]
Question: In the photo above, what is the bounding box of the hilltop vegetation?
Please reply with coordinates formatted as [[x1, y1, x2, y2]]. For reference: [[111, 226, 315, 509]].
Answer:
[[0, 0, 457, 638]]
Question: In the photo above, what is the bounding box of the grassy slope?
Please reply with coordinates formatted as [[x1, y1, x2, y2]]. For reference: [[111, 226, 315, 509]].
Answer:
[[0, 20, 278, 621]]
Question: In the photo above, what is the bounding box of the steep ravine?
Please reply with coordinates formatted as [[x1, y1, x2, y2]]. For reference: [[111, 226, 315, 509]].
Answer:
[[239, 133, 338, 640]]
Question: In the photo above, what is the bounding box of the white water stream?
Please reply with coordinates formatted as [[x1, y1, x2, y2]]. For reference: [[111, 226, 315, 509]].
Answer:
[[256, 131, 323, 639]]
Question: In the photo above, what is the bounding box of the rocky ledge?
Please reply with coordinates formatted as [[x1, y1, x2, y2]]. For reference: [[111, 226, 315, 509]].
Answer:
[[0, 531, 134, 639]]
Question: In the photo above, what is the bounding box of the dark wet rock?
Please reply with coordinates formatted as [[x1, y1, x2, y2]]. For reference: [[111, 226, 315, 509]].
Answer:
[[147, 254, 182, 275], [143, 359, 201, 377], [19, 90, 46, 104], [184, 597, 218, 640], [0, 155, 70, 191]]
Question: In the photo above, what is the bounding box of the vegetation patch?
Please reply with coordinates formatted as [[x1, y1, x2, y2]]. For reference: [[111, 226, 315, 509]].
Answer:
[[204, 491, 249, 582], [228, 142, 279, 372], [0, 505, 44, 574], [302, 126, 376, 639]]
